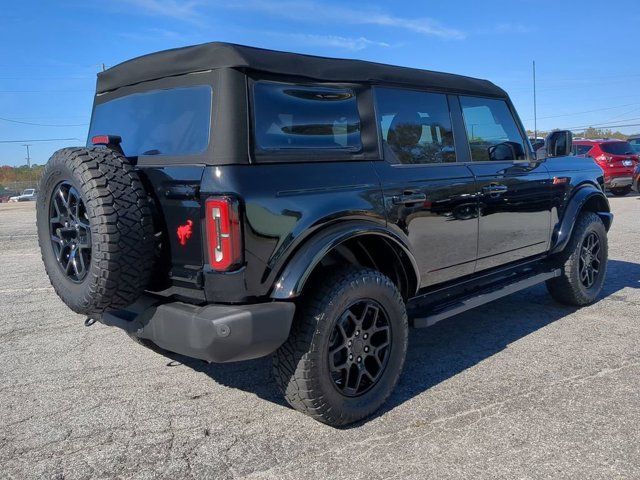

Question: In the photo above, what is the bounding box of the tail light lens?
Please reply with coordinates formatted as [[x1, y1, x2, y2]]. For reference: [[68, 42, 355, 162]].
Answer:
[[594, 154, 612, 165], [205, 196, 242, 271]]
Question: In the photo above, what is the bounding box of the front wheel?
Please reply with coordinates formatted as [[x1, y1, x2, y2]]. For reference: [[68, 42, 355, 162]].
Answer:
[[546, 212, 608, 306], [273, 268, 408, 427]]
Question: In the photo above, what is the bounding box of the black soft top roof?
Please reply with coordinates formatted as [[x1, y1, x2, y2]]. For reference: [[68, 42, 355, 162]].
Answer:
[[96, 42, 507, 97]]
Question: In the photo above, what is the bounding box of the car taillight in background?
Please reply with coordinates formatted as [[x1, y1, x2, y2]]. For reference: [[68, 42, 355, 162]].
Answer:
[[594, 154, 613, 165], [205, 196, 242, 271]]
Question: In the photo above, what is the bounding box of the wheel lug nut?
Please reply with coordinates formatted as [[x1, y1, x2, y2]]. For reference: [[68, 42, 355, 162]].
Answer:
[[363, 333, 368, 339], [364, 346, 369, 353], [349, 354, 353, 360], [348, 340, 352, 347], [357, 356, 362, 362], [355, 331, 359, 337]]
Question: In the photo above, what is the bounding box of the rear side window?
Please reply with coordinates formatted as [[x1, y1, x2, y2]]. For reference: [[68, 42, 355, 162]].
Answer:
[[600, 142, 635, 155], [88, 86, 212, 157], [253, 82, 361, 153], [374, 87, 455, 164], [460, 96, 526, 161], [573, 144, 593, 156]]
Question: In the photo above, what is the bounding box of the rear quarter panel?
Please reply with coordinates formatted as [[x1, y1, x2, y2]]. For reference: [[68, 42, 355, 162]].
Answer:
[[200, 162, 386, 298]]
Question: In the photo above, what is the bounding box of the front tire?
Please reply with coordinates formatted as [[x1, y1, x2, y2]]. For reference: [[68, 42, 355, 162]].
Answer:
[[546, 212, 608, 306], [273, 268, 408, 427]]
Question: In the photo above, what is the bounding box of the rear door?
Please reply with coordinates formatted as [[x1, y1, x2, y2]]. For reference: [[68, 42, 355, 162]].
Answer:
[[457, 96, 551, 271], [372, 87, 479, 288], [87, 74, 214, 289]]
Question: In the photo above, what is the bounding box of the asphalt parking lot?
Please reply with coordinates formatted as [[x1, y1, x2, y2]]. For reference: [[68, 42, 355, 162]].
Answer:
[[1, 197, 639, 479]]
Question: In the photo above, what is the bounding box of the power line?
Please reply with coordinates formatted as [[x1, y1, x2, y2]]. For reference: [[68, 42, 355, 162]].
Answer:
[[0, 116, 88, 127], [522, 102, 640, 121], [568, 122, 640, 131], [564, 117, 640, 130]]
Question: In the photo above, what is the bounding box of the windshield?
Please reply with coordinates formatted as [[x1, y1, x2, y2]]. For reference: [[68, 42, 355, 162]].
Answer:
[[88, 85, 212, 157], [600, 141, 635, 155]]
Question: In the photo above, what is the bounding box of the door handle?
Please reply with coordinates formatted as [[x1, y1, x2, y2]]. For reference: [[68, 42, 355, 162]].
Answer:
[[392, 192, 427, 205], [482, 184, 508, 195]]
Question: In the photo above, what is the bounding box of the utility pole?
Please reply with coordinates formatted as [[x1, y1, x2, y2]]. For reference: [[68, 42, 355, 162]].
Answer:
[[101, 63, 106, 72], [22, 144, 32, 168], [533, 60, 538, 139]]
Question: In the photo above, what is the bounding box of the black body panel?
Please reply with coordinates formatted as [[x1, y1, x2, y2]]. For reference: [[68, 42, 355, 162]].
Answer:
[[373, 161, 479, 287], [467, 160, 552, 271], [86, 44, 611, 312], [199, 162, 388, 302]]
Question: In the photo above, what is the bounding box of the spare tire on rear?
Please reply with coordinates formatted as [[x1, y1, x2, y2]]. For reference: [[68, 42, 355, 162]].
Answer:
[[36, 147, 156, 316]]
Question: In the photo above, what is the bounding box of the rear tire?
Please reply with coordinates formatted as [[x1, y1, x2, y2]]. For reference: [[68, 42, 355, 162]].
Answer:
[[36, 147, 155, 316], [546, 212, 607, 306], [273, 268, 408, 427], [610, 187, 631, 197]]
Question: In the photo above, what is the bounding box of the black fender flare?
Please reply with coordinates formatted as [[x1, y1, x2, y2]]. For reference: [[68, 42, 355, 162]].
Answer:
[[270, 221, 420, 300], [550, 184, 612, 255]]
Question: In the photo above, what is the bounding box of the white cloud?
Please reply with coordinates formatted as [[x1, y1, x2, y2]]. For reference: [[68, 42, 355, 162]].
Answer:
[[495, 23, 535, 34], [116, 0, 204, 23], [477, 22, 536, 35], [236, 1, 466, 40], [267, 33, 391, 51], [115, 0, 466, 40]]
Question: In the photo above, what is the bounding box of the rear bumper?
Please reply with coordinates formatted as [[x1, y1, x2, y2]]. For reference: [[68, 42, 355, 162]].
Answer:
[[605, 176, 632, 188], [100, 295, 295, 363]]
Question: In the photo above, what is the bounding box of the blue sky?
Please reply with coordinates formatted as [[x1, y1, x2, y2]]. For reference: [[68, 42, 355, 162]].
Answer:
[[1, 0, 639, 166]]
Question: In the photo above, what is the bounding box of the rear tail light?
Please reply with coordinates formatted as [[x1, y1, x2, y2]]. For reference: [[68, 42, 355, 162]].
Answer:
[[205, 196, 242, 271], [595, 154, 612, 164]]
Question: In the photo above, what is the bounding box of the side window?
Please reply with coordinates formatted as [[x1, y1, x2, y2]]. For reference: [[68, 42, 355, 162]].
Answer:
[[253, 81, 361, 154], [374, 87, 456, 164], [575, 145, 593, 156], [459, 96, 527, 161]]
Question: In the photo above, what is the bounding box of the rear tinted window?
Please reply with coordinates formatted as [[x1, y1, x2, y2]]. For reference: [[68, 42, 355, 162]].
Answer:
[[253, 82, 361, 153], [88, 85, 212, 157], [573, 144, 593, 156], [374, 87, 455, 164], [600, 142, 635, 155]]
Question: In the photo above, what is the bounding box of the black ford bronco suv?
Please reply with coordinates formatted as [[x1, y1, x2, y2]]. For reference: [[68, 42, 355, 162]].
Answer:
[[37, 43, 612, 426]]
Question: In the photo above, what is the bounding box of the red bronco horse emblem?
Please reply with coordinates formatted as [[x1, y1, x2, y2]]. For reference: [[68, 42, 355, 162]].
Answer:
[[176, 220, 193, 246]]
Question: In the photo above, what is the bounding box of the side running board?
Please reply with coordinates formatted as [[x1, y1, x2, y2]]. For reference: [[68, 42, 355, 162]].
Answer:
[[413, 268, 561, 329]]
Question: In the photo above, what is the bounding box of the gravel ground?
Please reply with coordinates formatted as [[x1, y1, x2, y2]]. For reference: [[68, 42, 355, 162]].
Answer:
[[1, 197, 639, 479]]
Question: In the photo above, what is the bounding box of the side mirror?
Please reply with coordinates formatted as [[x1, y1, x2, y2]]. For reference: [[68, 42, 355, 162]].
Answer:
[[489, 141, 525, 161], [537, 130, 573, 160]]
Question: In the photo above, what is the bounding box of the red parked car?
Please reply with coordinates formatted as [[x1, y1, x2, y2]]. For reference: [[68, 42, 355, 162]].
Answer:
[[572, 139, 639, 196]]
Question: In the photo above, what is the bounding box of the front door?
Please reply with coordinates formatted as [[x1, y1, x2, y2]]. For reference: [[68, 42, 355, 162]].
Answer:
[[373, 87, 479, 288], [458, 95, 551, 271]]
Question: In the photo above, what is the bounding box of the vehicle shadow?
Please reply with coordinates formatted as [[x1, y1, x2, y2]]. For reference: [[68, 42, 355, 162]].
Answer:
[[159, 259, 640, 422]]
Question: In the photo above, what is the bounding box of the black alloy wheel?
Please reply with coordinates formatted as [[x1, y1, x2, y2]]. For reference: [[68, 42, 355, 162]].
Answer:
[[546, 212, 608, 306], [579, 231, 601, 289], [328, 299, 392, 397], [273, 267, 409, 426], [49, 181, 91, 282]]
